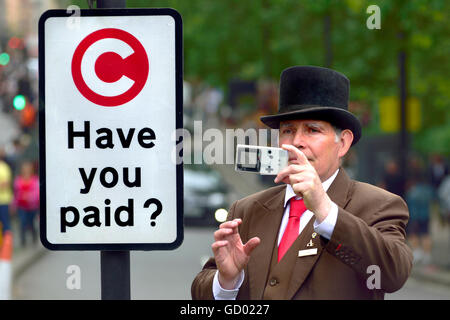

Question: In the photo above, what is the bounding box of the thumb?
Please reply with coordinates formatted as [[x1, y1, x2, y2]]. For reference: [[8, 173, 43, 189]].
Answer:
[[243, 237, 261, 256]]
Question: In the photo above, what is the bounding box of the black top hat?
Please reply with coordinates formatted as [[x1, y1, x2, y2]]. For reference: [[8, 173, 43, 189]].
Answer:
[[260, 66, 361, 145]]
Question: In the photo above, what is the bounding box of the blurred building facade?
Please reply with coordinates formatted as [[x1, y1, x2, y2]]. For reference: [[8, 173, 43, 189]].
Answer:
[[0, 0, 63, 39]]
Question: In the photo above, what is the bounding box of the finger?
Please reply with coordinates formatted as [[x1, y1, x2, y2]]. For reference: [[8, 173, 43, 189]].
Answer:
[[211, 240, 228, 253], [275, 176, 290, 185], [274, 163, 291, 183], [281, 144, 310, 165], [291, 181, 316, 199], [219, 219, 240, 232], [228, 218, 242, 234], [219, 221, 235, 229], [274, 168, 290, 184], [212, 241, 230, 257], [288, 170, 315, 185], [243, 237, 260, 256], [274, 164, 307, 184], [214, 228, 233, 241]]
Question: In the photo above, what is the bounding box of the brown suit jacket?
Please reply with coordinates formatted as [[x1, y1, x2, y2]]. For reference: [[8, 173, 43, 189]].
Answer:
[[191, 169, 413, 300]]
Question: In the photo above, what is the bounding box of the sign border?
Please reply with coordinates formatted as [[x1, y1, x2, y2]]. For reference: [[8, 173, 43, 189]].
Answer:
[[38, 8, 184, 251]]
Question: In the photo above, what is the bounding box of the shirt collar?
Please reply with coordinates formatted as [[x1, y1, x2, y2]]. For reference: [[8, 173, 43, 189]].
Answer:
[[284, 169, 340, 207]]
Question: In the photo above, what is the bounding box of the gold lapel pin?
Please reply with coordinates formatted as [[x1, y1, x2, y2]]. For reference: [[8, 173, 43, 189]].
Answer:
[[306, 239, 314, 247], [312, 232, 317, 238]]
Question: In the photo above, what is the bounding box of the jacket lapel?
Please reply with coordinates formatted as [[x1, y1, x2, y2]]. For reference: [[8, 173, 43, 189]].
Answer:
[[285, 219, 325, 299], [286, 168, 353, 299], [327, 168, 352, 209], [246, 185, 286, 300]]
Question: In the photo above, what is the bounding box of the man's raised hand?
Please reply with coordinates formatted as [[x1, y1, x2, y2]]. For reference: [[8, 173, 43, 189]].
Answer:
[[212, 218, 260, 289]]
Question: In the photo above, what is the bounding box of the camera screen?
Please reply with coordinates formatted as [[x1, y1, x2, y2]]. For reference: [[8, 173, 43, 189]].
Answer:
[[236, 148, 260, 172]]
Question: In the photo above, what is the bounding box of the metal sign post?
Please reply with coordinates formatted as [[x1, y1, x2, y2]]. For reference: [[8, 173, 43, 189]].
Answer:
[[97, 0, 130, 301], [101, 250, 130, 299], [97, 0, 126, 9]]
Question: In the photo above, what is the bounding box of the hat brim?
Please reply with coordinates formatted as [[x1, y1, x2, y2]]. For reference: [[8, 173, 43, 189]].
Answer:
[[260, 105, 361, 146]]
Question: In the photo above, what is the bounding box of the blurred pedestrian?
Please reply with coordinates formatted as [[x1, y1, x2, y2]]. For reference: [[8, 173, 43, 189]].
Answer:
[[0, 149, 13, 237], [405, 172, 434, 266], [4, 137, 25, 176], [381, 159, 404, 199], [428, 154, 448, 191], [12, 161, 39, 247], [437, 174, 450, 225], [428, 154, 449, 224]]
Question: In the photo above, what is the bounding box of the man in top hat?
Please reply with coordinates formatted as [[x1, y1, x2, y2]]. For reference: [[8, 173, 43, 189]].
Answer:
[[191, 66, 413, 300]]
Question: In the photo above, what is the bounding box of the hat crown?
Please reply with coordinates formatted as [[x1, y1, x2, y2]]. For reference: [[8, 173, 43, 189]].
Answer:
[[260, 65, 362, 146], [279, 66, 349, 112]]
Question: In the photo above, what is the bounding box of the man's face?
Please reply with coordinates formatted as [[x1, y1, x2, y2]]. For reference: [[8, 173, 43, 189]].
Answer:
[[278, 119, 344, 181]]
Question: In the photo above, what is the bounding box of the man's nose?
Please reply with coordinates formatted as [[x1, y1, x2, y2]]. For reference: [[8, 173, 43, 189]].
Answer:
[[292, 130, 306, 149]]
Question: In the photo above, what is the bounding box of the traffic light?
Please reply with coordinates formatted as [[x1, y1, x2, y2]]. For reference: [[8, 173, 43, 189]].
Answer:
[[13, 95, 26, 111], [0, 52, 10, 66]]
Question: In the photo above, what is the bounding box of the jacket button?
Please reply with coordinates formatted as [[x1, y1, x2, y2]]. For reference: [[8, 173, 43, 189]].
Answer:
[[269, 278, 278, 286]]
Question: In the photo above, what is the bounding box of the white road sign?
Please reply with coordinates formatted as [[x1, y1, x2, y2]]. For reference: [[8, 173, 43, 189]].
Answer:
[[39, 9, 183, 250]]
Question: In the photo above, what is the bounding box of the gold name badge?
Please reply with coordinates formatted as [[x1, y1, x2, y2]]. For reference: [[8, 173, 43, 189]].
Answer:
[[298, 248, 318, 257]]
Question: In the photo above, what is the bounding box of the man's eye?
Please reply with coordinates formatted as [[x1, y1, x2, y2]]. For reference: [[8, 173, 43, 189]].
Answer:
[[282, 129, 292, 134]]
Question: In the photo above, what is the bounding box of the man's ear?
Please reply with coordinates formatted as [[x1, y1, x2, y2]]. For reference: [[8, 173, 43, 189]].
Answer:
[[338, 129, 353, 158]]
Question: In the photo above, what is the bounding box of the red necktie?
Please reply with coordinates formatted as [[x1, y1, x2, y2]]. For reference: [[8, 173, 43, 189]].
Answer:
[[278, 197, 307, 262]]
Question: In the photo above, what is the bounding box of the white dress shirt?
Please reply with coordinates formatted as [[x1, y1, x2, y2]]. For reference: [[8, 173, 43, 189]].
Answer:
[[213, 169, 340, 300]]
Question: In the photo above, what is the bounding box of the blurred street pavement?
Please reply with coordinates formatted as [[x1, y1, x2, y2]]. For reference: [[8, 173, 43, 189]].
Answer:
[[12, 226, 214, 299]]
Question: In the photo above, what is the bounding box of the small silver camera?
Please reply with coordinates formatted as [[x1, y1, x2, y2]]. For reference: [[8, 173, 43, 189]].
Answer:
[[235, 144, 289, 175]]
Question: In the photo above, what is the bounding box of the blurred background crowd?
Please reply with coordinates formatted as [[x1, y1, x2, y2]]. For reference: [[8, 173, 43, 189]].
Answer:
[[0, 0, 43, 251], [0, 0, 449, 299]]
